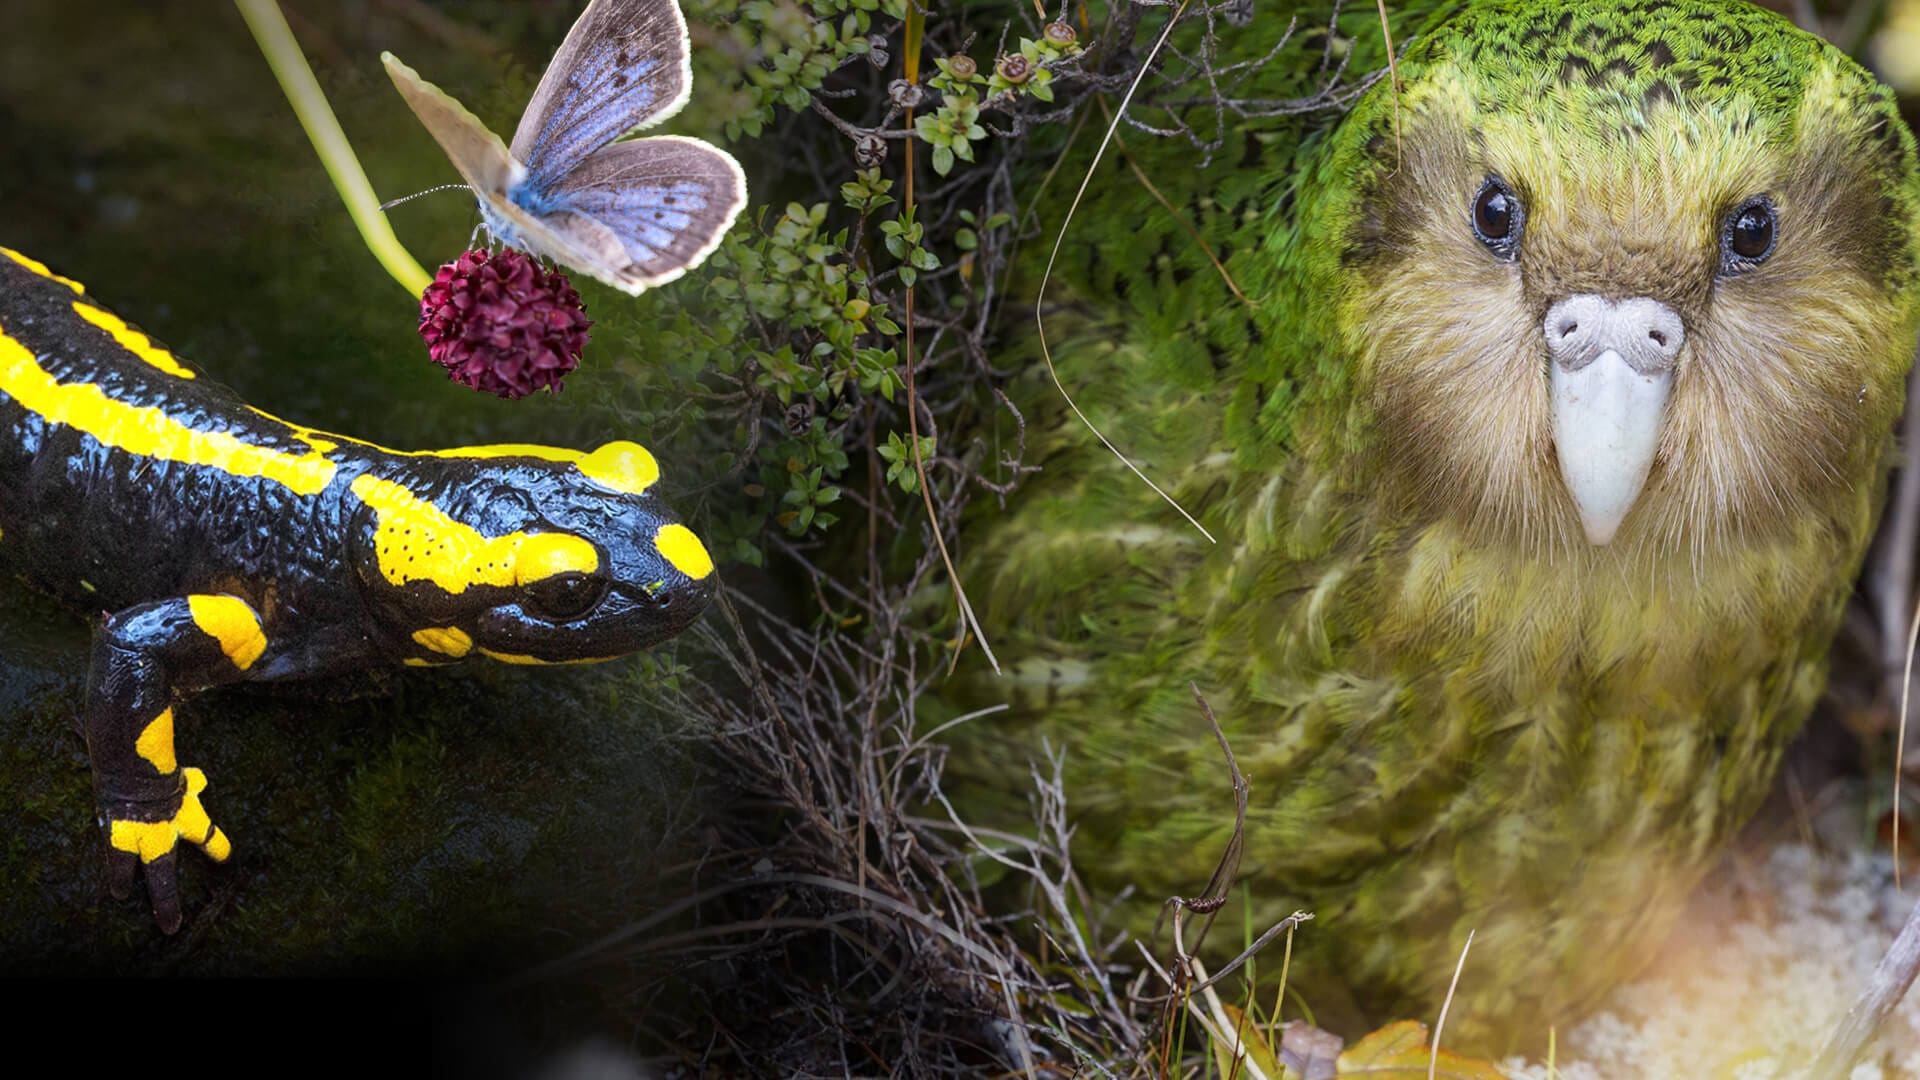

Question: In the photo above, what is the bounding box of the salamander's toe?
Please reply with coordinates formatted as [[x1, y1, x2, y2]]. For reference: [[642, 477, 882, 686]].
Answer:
[[101, 765, 230, 934]]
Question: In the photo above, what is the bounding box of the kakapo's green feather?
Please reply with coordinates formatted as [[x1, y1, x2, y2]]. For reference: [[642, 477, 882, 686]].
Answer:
[[941, 0, 1920, 1045]]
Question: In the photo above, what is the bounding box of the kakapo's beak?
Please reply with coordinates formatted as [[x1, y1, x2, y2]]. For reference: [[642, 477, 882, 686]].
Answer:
[[1545, 295, 1684, 545]]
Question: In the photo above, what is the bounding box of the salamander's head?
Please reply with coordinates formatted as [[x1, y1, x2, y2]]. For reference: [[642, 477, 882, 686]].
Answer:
[[349, 441, 715, 667]]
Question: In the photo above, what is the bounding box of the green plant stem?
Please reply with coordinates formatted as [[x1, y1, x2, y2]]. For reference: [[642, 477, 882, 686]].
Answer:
[[235, 0, 432, 296]]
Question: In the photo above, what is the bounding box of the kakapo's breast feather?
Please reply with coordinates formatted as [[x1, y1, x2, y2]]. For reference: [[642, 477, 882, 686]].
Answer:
[[942, 0, 1920, 1041]]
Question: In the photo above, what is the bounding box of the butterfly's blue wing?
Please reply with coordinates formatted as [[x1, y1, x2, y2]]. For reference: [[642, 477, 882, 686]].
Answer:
[[391, 0, 742, 294], [511, 0, 692, 189], [536, 135, 746, 290]]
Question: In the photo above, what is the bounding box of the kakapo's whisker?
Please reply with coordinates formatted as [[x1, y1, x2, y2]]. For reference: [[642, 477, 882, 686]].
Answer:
[[1895, 600, 1920, 889], [1036, 0, 1217, 546], [377, 183, 473, 212], [1429, 928, 1477, 1080]]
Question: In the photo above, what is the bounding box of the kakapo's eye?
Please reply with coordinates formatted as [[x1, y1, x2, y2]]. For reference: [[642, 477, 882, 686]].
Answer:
[[524, 573, 610, 622], [1471, 177, 1524, 259], [1721, 196, 1777, 271]]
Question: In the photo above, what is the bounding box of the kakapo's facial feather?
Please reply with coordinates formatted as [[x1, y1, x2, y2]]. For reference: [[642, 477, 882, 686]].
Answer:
[[1310, 0, 1920, 559]]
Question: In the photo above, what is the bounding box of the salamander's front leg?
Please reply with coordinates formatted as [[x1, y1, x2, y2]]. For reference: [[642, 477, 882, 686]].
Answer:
[[84, 595, 266, 932]]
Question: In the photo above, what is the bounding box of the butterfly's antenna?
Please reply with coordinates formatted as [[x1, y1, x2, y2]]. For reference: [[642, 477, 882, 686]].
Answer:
[[378, 183, 473, 212]]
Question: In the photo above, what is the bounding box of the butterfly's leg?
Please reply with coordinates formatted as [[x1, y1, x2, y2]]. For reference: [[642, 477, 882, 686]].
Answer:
[[84, 594, 267, 932]]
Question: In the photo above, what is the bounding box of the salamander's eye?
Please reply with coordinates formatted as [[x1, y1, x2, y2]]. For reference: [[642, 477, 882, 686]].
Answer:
[[524, 573, 609, 622]]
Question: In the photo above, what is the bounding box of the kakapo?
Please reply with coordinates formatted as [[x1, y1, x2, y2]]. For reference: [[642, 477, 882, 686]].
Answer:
[[0, 248, 715, 932], [935, 0, 1920, 1041]]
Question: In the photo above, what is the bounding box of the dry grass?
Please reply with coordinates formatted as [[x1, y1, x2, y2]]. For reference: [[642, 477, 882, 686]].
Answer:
[[484, 4, 1397, 1074]]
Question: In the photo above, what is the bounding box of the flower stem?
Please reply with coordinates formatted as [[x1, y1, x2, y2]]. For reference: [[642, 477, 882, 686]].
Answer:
[[235, 0, 432, 296]]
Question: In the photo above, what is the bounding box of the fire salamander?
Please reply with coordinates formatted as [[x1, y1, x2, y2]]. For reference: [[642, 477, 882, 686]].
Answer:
[[0, 247, 716, 932]]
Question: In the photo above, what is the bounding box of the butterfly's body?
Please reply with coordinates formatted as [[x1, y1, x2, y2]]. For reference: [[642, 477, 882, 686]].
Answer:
[[385, 0, 745, 295]]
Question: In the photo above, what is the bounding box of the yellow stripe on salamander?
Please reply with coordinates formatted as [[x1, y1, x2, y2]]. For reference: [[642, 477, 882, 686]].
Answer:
[[110, 767, 229, 864], [350, 474, 599, 593], [71, 302, 197, 379], [253, 407, 661, 497], [0, 324, 339, 496], [0, 246, 84, 294], [412, 626, 473, 657], [135, 708, 177, 774], [401, 441, 659, 495], [189, 595, 267, 671], [477, 648, 620, 666], [654, 523, 713, 581]]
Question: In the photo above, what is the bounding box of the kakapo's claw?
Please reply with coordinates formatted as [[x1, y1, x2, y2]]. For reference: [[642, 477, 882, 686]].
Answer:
[[102, 766, 231, 934]]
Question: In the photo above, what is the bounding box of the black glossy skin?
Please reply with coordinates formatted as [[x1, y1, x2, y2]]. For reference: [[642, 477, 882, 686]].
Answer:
[[0, 248, 714, 930]]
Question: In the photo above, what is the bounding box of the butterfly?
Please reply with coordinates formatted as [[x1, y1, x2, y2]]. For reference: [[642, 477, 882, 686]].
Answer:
[[382, 0, 746, 296]]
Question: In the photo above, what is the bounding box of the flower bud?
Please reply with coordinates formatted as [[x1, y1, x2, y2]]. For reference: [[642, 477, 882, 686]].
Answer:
[[995, 53, 1033, 84], [417, 249, 591, 399]]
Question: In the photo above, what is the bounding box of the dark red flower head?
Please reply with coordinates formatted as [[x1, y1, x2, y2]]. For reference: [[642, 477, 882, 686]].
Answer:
[[418, 249, 592, 399]]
